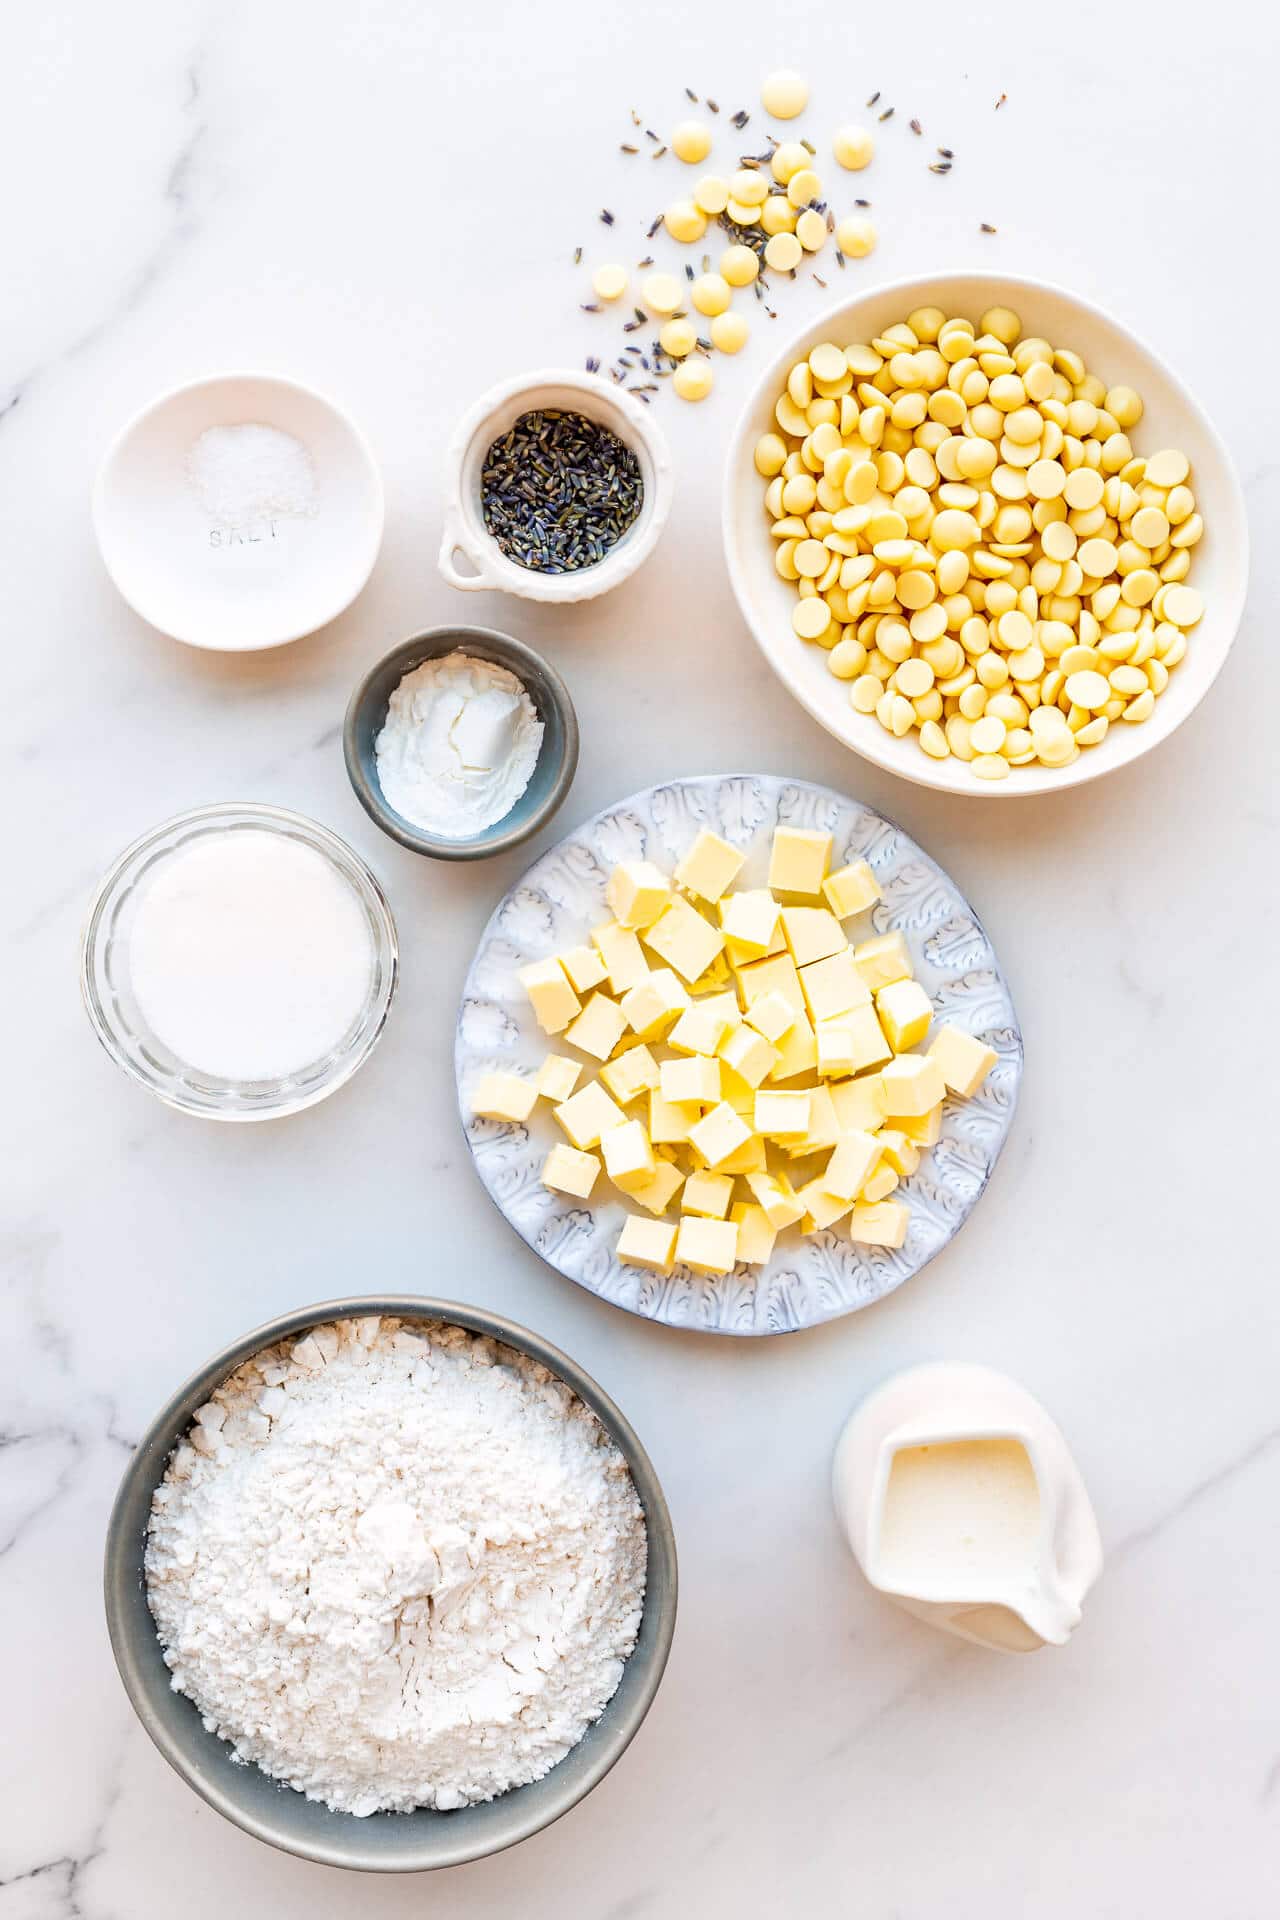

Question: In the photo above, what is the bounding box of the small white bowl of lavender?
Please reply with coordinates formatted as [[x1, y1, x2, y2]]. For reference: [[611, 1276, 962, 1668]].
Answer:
[[439, 370, 673, 603]]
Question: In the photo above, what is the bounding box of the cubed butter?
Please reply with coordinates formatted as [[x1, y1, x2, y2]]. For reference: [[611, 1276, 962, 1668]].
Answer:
[[755, 1089, 811, 1139], [518, 957, 581, 1035], [648, 1087, 699, 1145], [737, 951, 807, 1018], [682, 1169, 735, 1218], [876, 1129, 920, 1177], [668, 1001, 734, 1057], [823, 859, 881, 920], [729, 1202, 777, 1265], [767, 1013, 818, 1082], [860, 1161, 900, 1203], [606, 860, 672, 929], [895, 1104, 943, 1146], [816, 1022, 856, 1078], [847, 1199, 909, 1249], [620, 968, 690, 1037], [720, 888, 781, 955], [559, 944, 608, 993], [783, 1081, 840, 1156], [602, 1118, 657, 1193], [616, 1214, 679, 1273], [470, 1071, 538, 1123], [592, 920, 650, 993], [875, 979, 934, 1053], [675, 829, 745, 903], [675, 1215, 739, 1276], [644, 897, 727, 984], [688, 1100, 754, 1169], [536, 1054, 583, 1104], [564, 991, 628, 1061], [555, 1080, 628, 1149], [846, 1003, 894, 1071], [627, 1159, 685, 1215], [881, 1054, 947, 1117], [715, 1132, 768, 1174], [660, 1054, 722, 1106], [768, 825, 832, 895], [852, 930, 913, 992], [824, 1129, 883, 1202], [600, 1044, 660, 1104], [800, 949, 871, 1023], [745, 1169, 805, 1229], [927, 1024, 998, 1098], [718, 1023, 779, 1088], [797, 1178, 853, 1233], [690, 951, 734, 994], [828, 1072, 888, 1133], [542, 1142, 601, 1199], [743, 988, 796, 1043], [780, 906, 847, 967]]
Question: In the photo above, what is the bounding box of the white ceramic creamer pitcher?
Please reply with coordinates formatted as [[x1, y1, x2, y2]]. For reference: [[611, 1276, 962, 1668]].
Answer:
[[832, 1363, 1102, 1653]]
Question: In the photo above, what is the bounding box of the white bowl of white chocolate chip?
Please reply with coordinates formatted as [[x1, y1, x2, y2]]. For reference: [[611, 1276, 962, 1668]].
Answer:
[[724, 271, 1248, 794]]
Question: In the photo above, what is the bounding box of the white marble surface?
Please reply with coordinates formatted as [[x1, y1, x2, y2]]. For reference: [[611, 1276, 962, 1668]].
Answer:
[[3, 1, 1276, 1912]]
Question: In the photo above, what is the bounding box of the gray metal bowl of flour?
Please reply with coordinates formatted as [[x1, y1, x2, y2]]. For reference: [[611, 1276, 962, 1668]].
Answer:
[[104, 1296, 677, 1872]]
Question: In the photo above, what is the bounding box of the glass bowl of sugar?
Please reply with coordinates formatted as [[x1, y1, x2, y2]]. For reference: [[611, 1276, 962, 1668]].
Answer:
[[81, 804, 398, 1120]]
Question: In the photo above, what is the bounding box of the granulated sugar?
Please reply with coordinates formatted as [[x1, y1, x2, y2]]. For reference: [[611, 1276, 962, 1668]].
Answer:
[[145, 1316, 647, 1816]]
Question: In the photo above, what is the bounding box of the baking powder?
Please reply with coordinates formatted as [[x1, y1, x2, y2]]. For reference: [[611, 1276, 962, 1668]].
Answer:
[[374, 651, 543, 838], [145, 1316, 646, 1815]]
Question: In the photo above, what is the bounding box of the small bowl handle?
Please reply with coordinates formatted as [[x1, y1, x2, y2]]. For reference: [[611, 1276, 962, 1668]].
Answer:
[[438, 507, 500, 592]]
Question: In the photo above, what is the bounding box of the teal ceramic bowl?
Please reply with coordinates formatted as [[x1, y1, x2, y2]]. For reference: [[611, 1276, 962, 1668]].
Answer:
[[344, 627, 578, 860], [104, 1295, 677, 1872]]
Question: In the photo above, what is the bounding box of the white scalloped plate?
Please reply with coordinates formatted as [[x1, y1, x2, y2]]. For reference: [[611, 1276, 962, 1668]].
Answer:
[[455, 776, 1022, 1336]]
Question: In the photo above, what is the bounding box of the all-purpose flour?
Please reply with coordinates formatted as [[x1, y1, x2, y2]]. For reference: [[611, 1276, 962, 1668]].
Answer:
[[145, 1317, 647, 1816]]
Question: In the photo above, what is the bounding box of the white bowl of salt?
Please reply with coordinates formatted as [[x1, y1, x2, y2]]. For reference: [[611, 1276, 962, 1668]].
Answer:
[[94, 373, 384, 651]]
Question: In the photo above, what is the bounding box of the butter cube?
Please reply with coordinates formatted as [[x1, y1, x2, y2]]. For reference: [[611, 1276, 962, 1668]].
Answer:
[[668, 1001, 734, 1057], [471, 1071, 538, 1123], [823, 859, 881, 919], [875, 979, 934, 1053], [860, 1161, 900, 1203], [745, 1170, 805, 1230], [715, 1132, 768, 1175], [852, 931, 913, 992], [689, 951, 734, 994], [876, 1129, 920, 1177], [621, 968, 690, 1038], [602, 1119, 657, 1193], [660, 1055, 721, 1106], [782, 1082, 840, 1158], [542, 1143, 601, 1199], [847, 1199, 909, 1249], [816, 1022, 857, 1078], [688, 1100, 754, 1169], [768, 825, 832, 895], [895, 1104, 943, 1147], [675, 1215, 739, 1276], [564, 991, 628, 1061], [780, 907, 847, 967], [881, 1054, 947, 1117], [592, 921, 650, 993], [718, 1023, 778, 1089], [797, 1178, 853, 1233], [518, 958, 581, 1035], [824, 1129, 884, 1203], [755, 1089, 811, 1139], [828, 1073, 888, 1133], [617, 1215, 679, 1273], [644, 898, 727, 985], [559, 944, 608, 993], [737, 951, 806, 1018], [767, 1014, 818, 1082], [928, 1024, 998, 1098], [600, 1044, 660, 1105], [800, 949, 871, 1024], [627, 1160, 685, 1215], [696, 988, 743, 1031], [743, 988, 796, 1043], [729, 1202, 777, 1265], [846, 1003, 894, 1072], [607, 860, 672, 930], [648, 1088, 699, 1145], [555, 1080, 628, 1149], [536, 1054, 582, 1103], [720, 888, 781, 956], [675, 829, 745, 904], [682, 1170, 735, 1219]]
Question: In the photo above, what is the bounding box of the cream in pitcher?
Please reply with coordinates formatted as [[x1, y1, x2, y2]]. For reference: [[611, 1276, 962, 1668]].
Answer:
[[832, 1363, 1102, 1653]]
